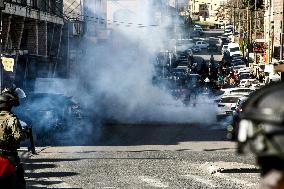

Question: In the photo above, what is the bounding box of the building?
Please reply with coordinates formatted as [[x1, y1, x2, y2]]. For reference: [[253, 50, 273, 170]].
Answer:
[[189, 0, 228, 25], [84, 0, 107, 41], [264, 0, 283, 61], [1, 0, 65, 90], [63, 0, 84, 77], [263, 0, 284, 80]]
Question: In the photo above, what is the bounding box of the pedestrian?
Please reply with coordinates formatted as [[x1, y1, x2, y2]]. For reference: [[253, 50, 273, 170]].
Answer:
[[0, 88, 26, 189], [237, 82, 284, 189]]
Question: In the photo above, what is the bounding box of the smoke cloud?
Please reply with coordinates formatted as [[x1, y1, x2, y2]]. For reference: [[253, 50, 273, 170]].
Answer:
[[23, 0, 218, 145], [76, 0, 217, 124]]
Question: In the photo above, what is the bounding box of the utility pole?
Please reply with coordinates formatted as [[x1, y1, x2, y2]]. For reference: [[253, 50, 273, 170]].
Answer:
[[268, 0, 272, 64], [281, 0, 284, 60], [233, 6, 235, 34], [254, 0, 257, 64], [0, 0, 4, 94], [246, 0, 250, 66], [281, 0, 284, 81]]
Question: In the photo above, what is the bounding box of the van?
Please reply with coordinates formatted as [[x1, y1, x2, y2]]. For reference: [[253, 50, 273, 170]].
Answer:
[[228, 43, 241, 57]]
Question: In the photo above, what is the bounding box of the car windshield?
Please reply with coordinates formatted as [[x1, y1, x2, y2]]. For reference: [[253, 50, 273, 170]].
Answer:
[[232, 61, 245, 66], [230, 47, 239, 51], [240, 74, 250, 79], [220, 97, 239, 103], [230, 89, 253, 93]]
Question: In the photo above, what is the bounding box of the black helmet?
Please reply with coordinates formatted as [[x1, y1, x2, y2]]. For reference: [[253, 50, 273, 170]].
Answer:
[[238, 82, 284, 158], [1, 88, 20, 108], [0, 94, 12, 109]]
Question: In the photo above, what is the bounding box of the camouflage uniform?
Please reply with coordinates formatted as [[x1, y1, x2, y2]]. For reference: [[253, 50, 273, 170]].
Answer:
[[0, 93, 25, 188], [0, 110, 22, 152]]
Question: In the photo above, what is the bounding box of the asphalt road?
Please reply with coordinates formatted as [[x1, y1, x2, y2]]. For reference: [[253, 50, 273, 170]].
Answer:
[[22, 31, 257, 189], [23, 122, 260, 189]]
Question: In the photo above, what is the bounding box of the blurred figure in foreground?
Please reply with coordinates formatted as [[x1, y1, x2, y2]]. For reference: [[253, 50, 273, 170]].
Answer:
[[237, 82, 284, 189], [0, 87, 26, 188]]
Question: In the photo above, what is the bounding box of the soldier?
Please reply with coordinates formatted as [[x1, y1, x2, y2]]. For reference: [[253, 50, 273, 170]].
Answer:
[[237, 82, 284, 189], [0, 89, 26, 188]]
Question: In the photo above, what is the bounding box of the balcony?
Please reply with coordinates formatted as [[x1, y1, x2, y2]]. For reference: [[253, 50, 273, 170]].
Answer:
[[3, 2, 64, 24]]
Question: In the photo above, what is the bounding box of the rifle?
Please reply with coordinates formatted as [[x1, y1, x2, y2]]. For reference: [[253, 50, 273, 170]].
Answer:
[[21, 124, 36, 154]]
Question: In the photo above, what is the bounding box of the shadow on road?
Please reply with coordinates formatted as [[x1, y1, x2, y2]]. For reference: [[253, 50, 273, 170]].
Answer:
[[23, 158, 80, 189], [220, 168, 260, 174], [92, 122, 227, 146]]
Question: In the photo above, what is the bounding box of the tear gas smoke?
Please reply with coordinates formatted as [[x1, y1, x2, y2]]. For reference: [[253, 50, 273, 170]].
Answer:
[[23, 0, 218, 145], [76, 0, 217, 124]]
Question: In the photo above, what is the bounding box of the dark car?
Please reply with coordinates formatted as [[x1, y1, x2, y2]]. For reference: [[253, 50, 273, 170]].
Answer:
[[227, 99, 246, 140], [14, 93, 82, 144], [207, 43, 218, 52]]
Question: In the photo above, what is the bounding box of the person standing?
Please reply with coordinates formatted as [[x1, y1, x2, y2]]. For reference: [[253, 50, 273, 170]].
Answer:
[[237, 82, 284, 189], [0, 89, 26, 188]]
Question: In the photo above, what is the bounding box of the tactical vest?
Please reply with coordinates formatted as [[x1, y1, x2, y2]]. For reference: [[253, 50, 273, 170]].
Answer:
[[0, 111, 21, 151]]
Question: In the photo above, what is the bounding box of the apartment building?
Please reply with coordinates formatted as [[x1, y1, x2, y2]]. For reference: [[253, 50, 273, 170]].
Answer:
[[189, 0, 228, 24], [2, 0, 65, 89], [263, 0, 284, 76]]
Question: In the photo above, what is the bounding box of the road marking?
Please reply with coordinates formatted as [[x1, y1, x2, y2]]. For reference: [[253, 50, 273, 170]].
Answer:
[[182, 174, 217, 188], [139, 176, 169, 188]]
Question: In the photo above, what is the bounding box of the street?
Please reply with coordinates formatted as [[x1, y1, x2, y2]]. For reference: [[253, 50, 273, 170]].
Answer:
[[19, 29, 263, 189], [2, 1, 281, 188], [23, 123, 260, 189]]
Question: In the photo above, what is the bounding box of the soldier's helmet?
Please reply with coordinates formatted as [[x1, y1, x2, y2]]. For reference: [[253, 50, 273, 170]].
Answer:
[[1, 88, 20, 108], [237, 82, 284, 173]]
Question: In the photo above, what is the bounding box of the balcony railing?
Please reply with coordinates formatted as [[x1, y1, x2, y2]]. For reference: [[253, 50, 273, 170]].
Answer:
[[5, 0, 63, 17], [4, 1, 64, 24]]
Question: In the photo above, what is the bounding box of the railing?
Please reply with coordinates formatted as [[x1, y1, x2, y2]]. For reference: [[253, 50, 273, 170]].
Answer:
[[4, 2, 64, 24], [5, 0, 63, 17]]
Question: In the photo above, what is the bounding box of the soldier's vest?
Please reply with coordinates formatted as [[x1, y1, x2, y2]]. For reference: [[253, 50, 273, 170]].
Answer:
[[0, 111, 20, 151]]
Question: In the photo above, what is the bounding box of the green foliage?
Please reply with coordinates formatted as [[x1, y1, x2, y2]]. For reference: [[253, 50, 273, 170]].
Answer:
[[242, 0, 264, 9]]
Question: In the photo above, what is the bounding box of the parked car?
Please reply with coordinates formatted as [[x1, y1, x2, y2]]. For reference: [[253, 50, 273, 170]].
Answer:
[[14, 93, 82, 144], [207, 43, 218, 52], [190, 31, 201, 38], [239, 73, 251, 80], [195, 41, 209, 49], [228, 43, 241, 57], [227, 96, 248, 140], [193, 24, 202, 28], [226, 88, 255, 96], [194, 27, 204, 35], [219, 37, 229, 46], [185, 49, 193, 57], [222, 45, 228, 53], [192, 46, 201, 52], [217, 95, 243, 117], [239, 79, 257, 88]]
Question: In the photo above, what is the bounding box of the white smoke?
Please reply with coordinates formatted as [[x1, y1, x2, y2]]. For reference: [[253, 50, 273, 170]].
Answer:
[[75, 0, 217, 124], [24, 0, 218, 145]]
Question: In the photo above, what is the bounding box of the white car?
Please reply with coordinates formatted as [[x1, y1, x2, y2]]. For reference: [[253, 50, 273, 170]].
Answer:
[[222, 45, 228, 53], [226, 88, 255, 96], [238, 67, 252, 74], [193, 24, 202, 28], [217, 95, 242, 116], [239, 79, 257, 88], [195, 41, 209, 49]]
